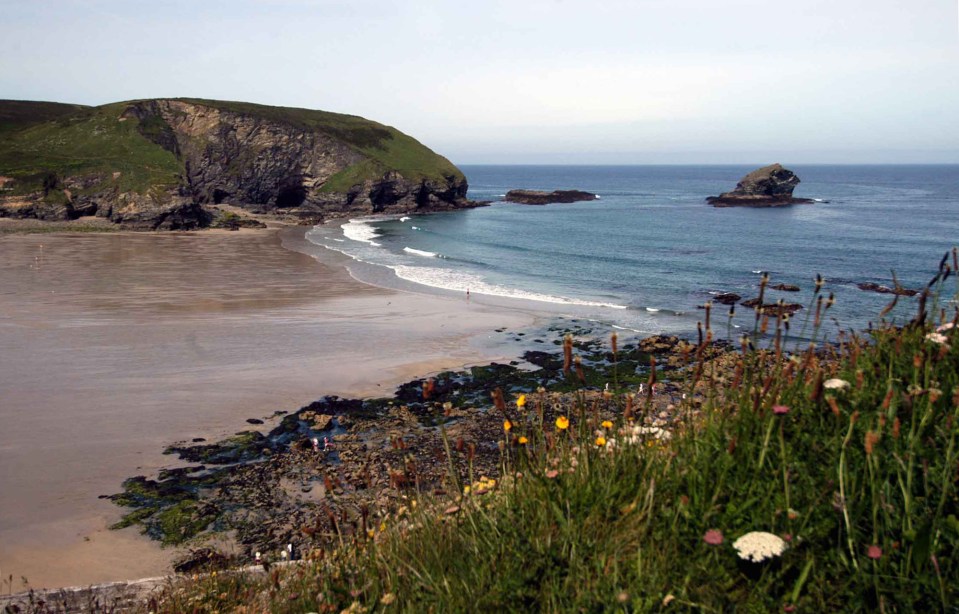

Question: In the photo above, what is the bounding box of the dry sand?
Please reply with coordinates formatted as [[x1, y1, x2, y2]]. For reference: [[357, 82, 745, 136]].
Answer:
[[0, 227, 534, 589]]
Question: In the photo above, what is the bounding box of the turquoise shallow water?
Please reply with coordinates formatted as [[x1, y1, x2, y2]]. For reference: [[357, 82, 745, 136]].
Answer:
[[307, 165, 959, 337]]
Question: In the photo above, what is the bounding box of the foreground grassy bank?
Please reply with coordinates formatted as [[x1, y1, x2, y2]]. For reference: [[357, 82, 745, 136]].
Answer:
[[130, 252, 957, 612]]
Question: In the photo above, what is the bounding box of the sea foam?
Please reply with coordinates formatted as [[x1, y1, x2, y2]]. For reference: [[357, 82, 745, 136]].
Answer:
[[341, 219, 382, 246], [403, 247, 439, 258], [390, 265, 626, 309]]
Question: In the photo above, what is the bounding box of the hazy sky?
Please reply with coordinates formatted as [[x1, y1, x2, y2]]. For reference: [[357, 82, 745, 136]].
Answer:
[[2, 0, 957, 163]]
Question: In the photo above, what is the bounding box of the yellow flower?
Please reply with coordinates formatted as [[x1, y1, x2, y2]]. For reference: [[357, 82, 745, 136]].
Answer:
[[601, 420, 613, 429], [463, 485, 471, 494], [555, 416, 570, 430], [516, 394, 527, 408], [503, 419, 512, 432], [518, 436, 529, 445], [595, 436, 607, 447]]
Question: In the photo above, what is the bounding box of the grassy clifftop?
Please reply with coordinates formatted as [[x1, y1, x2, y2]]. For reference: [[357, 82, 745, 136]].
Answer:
[[0, 99, 89, 134], [0, 102, 183, 195], [137, 257, 959, 612]]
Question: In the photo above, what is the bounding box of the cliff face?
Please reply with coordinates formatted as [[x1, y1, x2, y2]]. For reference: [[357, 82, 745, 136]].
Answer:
[[0, 99, 473, 229]]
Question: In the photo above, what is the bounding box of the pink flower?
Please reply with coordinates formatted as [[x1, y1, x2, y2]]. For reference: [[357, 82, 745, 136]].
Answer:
[[773, 405, 790, 415], [867, 544, 882, 560], [545, 469, 559, 479], [703, 529, 724, 545]]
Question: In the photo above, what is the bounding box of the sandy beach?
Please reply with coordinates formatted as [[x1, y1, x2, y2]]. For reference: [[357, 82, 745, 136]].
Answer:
[[0, 226, 534, 589]]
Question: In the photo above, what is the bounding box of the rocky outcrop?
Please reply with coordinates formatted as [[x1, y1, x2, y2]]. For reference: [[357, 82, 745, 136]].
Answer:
[[711, 293, 741, 305], [741, 297, 803, 316], [504, 189, 598, 205], [0, 99, 475, 230], [857, 282, 919, 297], [706, 164, 814, 207]]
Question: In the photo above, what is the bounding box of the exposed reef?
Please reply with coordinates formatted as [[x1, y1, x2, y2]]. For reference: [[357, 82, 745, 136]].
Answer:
[[504, 189, 598, 205]]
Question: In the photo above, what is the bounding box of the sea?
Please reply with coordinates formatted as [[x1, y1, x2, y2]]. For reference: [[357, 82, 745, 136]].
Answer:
[[305, 165, 959, 339]]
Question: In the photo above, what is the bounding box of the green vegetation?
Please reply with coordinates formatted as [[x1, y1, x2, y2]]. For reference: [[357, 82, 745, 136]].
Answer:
[[0, 102, 182, 196], [0, 99, 88, 134], [146, 252, 959, 612]]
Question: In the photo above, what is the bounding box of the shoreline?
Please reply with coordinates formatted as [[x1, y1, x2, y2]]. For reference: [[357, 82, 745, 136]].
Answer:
[[0, 223, 540, 590]]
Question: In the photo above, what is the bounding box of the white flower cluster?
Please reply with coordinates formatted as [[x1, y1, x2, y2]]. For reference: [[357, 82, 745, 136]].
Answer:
[[926, 332, 950, 347], [604, 425, 672, 451], [732, 531, 787, 562], [823, 378, 851, 391]]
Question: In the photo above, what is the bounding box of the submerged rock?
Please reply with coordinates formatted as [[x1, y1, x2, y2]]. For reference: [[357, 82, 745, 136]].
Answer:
[[504, 189, 598, 205], [707, 164, 814, 207], [857, 282, 919, 296], [712, 292, 742, 305]]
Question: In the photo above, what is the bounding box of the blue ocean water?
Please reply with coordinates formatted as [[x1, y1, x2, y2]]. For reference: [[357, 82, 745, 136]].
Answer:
[[306, 165, 959, 337]]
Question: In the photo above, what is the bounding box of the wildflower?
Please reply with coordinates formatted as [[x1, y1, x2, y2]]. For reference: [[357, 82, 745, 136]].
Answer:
[[518, 436, 529, 445], [732, 531, 787, 562], [380, 593, 397, 606], [867, 545, 883, 560], [823, 378, 851, 391], [601, 420, 613, 429], [516, 394, 526, 408], [926, 332, 950, 346], [772, 404, 789, 415], [595, 436, 607, 447], [937, 322, 955, 332], [503, 419, 512, 433], [662, 594, 675, 606], [463, 485, 471, 495], [545, 469, 559, 479], [703, 529, 724, 545], [555, 416, 570, 430]]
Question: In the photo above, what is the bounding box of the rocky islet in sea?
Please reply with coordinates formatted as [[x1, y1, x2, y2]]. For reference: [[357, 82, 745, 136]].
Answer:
[[706, 163, 815, 207]]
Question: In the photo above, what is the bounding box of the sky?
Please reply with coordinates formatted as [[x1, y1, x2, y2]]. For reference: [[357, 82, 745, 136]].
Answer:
[[1, 0, 957, 164]]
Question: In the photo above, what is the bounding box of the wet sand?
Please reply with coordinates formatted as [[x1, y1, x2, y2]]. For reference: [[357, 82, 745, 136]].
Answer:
[[0, 227, 534, 589]]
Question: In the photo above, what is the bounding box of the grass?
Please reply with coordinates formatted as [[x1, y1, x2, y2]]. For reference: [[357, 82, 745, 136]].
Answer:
[[0, 99, 88, 134], [0, 102, 182, 196], [138, 249, 959, 612]]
